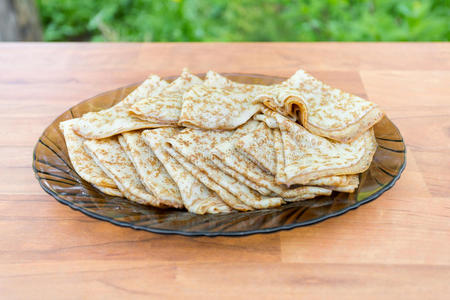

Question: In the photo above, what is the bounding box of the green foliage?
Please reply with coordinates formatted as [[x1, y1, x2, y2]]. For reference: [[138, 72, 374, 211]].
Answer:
[[37, 0, 450, 41]]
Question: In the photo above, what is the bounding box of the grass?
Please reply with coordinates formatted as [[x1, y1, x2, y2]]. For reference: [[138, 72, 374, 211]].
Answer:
[[37, 0, 450, 42]]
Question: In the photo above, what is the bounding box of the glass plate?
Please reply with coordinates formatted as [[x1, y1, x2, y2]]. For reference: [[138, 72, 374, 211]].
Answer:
[[32, 73, 406, 236]]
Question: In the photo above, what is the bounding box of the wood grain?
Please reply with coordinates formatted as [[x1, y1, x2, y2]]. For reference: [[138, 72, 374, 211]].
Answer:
[[0, 43, 449, 300]]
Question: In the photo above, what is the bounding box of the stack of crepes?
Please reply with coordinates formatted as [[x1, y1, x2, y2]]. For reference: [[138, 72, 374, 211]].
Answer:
[[59, 68, 383, 214]]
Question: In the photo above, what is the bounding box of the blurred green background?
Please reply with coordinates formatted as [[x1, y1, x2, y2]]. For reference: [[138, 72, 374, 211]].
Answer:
[[37, 0, 450, 42]]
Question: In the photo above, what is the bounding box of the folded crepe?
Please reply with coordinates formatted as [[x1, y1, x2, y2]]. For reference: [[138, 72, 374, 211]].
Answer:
[[209, 120, 271, 197], [210, 121, 272, 195], [178, 71, 268, 130], [118, 131, 183, 208], [59, 119, 122, 197], [235, 119, 359, 192], [236, 121, 277, 175], [211, 142, 333, 200], [92, 184, 123, 197], [210, 121, 333, 200], [257, 69, 384, 142], [142, 128, 231, 214], [262, 109, 376, 186], [73, 75, 169, 139], [316, 175, 360, 193], [130, 69, 203, 125], [164, 127, 283, 210], [83, 137, 164, 207]]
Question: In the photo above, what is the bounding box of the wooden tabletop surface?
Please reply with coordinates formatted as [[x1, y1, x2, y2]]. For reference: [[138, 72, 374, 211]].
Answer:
[[0, 43, 449, 299]]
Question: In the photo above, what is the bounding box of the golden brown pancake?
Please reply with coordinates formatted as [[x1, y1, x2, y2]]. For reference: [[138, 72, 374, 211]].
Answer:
[[257, 69, 384, 142], [210, 121, 333, 200], [142, 128, 232, 214], [235, 117, 360, 192], [130, 69, 203, 125], [59, 118, 121, 196], [83, 137, 166, 207], [178, 71, 268, 130], [264, 109, 377, 186], [73, 75, 169, 139], [164, 126, 283, 210], [92, 184, 123, 197], [119, 131, 184, 208]]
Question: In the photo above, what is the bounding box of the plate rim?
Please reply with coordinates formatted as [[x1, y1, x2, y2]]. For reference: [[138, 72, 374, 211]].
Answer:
[[32, 72, 407, 237]]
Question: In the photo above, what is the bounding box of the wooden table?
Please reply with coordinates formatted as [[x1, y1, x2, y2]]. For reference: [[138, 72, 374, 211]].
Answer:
[[0, 43, 449, 299]]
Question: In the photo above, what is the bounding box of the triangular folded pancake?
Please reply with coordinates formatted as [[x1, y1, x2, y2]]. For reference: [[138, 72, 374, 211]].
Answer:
[[235, 119, 359, 192], [235, 122, 277, 175], [212, 141, 333, 200], [73, 75, 169, 139], [178, 71, 268, 130], [264, 109, 377, 186], [210, 121, 272, 195], [59, 119, 121, 196], [257, 69, 384, 142], [210, 122, 332, 200], [163, 129, 252, 211], [316, 175, 360, 193], [272, 121, 360, 190], [208, 120, 270, 196], [118, 131, 183, 208], [130, 69, 203, 125], [163, 145, 253, 211], [269, 120, 356, 188], [142, 128, 231, 214], [164, 127, 283, 210], [83, 137, 165, 207], [93, 184, 123, 197]]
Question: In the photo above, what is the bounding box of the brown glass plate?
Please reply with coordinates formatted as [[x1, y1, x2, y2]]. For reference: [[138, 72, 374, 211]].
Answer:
[[32, 73, 406, 236]]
